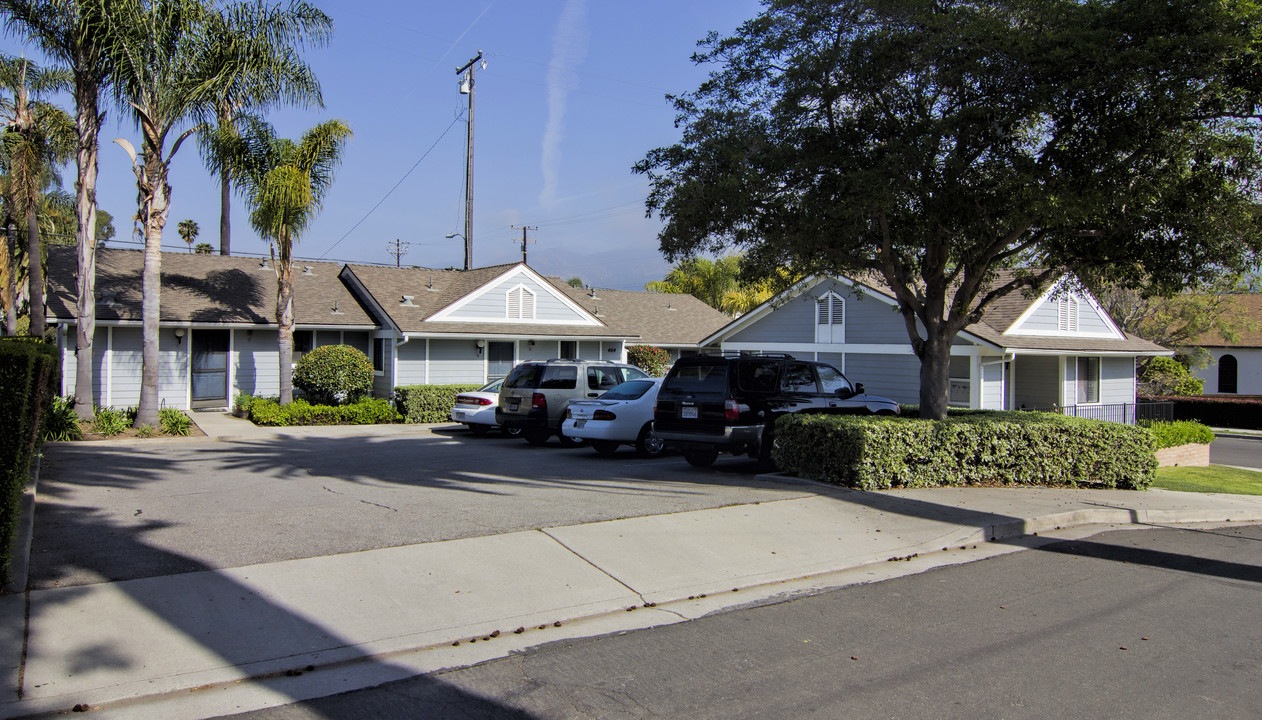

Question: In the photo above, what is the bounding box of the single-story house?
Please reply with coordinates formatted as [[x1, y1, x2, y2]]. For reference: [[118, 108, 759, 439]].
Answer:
[[44, 246, 731, 410], [1191, 293, 1262, 395], [700, 273, 1171, 421]]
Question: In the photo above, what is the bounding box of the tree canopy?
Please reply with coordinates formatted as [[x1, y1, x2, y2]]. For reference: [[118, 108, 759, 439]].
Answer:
[[636, 0, 1262, 418]]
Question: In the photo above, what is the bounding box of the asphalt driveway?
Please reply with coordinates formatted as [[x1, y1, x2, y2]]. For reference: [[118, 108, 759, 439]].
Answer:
[[30, 426, 816, 590]]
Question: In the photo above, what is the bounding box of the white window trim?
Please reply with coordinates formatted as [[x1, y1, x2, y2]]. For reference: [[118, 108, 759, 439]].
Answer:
[[506, 284, 537, 320]]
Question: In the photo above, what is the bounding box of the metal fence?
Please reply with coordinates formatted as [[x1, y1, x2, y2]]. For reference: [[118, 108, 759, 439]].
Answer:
[[1033, 401, 1174, 425]]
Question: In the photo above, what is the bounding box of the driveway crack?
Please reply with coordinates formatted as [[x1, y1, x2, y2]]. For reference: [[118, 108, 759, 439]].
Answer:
[[538, 529, 686, 620]]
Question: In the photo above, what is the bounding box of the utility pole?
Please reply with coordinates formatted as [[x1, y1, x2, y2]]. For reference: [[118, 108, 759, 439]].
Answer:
[[511, 225, 537, 264], [456, 51, 485, 271], [387, 238, 409, 267]]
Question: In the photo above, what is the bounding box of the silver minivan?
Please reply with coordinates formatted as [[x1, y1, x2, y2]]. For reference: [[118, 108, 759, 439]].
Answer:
[[496, 359, 649, 446]]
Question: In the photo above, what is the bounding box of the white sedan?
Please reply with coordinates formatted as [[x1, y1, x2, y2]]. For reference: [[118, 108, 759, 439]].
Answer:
[[451, 379, 520, 437], [562, 377, 665, 457]]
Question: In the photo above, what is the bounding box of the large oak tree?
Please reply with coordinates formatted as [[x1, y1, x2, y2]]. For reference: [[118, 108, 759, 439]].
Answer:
[[636, 0, 1262, 419]]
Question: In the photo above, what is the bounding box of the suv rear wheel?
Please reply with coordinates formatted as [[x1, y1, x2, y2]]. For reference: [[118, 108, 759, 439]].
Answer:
[[523, 428, 551, 446], [684, 448, 718, 468]]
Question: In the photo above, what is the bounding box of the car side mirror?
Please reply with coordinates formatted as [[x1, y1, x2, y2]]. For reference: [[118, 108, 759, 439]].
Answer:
[[853, 382, 864, 396]]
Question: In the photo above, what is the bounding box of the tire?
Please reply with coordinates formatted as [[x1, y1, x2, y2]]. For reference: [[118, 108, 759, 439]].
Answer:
[[556, 424, 587, 448], [501, 425, 523, 438], [756, 425, 777, 471], [523, 427, 551, 446], [635, 422, 665, 458], [684, 448, 718, 468], [469, 424, 492, 436], [591, 440, 620, 456]]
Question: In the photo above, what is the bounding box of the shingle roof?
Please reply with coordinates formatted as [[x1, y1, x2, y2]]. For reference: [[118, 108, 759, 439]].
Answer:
[[547, 280, 732, 345], [342, 262, 521, 333], [44, 246, 376, 327], [1191, 294, 1262, 348]]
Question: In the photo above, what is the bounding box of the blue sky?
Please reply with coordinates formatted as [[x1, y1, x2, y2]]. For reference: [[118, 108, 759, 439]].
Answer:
[[2, 0, 762, 291]]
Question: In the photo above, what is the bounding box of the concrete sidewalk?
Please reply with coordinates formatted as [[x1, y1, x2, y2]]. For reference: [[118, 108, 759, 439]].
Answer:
[[4, 477, 1261, 719]]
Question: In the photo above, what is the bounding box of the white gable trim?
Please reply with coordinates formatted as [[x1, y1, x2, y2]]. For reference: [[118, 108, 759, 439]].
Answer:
[[340, 267, 402, 334], [1004, 278, 1126, 340], [427, 264, 603, 326]]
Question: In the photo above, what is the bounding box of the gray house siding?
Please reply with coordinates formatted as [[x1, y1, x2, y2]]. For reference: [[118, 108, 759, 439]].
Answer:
[[108, 328, 143, 406], [457, 276, 585, 323], [842, 354, 920, 405], [233, 328, 279, 398], [981, 361, 1005, 409], [1078, 304, 1113, 334], [395, 340, 428, 386], [729, 297, 813, 343], [372, 339, 395, 397], [1021, 300, 1061, 333], [1101, 356, 1136, 404], [427, 339, 483, 385]]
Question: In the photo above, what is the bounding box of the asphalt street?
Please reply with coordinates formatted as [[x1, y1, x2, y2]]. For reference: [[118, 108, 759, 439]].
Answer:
[[221, 523, 1262, 720], [1211, 435, 1262, 470], [30, 426, 812, 589]]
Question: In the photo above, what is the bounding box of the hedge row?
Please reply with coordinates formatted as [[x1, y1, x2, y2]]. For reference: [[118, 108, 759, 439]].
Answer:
[[1141, 420, 1215, 449], [249, 397, 400, 426], [1142, 395, 1262, 430], [394, 384, 481, 424], [773, 412, 1156, 491], [0, 338, 58, 586]]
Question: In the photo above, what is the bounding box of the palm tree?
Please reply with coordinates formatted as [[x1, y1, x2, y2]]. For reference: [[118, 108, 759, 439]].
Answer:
[[0, 54, 74, 338], [219, 117, 350, 403], [199, 0, 329, 256], [2, 0, 117, 419], [105, 0, 281, 427], [177, 218, 197, 252], [645, 255, 743, 311]]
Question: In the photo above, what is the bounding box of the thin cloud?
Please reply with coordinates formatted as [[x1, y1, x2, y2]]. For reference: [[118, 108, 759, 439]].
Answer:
[[539, 0, 589, 210]]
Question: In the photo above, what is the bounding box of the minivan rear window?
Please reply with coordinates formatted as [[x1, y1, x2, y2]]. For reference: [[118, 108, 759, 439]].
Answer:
[[664, 363, 727, 393], [503, 364, 543, 389]]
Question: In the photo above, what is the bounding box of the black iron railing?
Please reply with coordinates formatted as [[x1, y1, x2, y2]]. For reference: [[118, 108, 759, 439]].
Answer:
[[1029, 401, 1174, 425]]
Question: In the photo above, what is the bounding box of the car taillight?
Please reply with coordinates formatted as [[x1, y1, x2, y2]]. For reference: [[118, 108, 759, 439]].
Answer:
[[456, 395, 492, 406], [532, 393, 547, 410], [593, 409, 617, 421], [724, 398, 739, 421]]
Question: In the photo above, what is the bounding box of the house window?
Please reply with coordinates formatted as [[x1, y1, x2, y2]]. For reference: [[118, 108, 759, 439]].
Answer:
[[815, 292, 844, 343], [373, 338, 386, 374], [1076, 356, 1100, 404], [1058, 296, 1079, 332], [506, 286, 536, 320], [560, 340, 577, 359], [1218, 354, 1238, 394]]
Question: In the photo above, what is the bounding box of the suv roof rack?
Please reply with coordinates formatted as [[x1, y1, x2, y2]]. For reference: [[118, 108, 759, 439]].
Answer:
[[694, 351, 796, 359]]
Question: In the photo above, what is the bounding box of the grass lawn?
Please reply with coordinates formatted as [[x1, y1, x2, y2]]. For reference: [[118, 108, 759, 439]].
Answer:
[[1154, 465, 1262, 496]]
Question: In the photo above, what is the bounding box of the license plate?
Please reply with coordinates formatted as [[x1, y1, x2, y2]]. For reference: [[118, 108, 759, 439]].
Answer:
[[453, 411, 465, 420], [509, 402, 519, 412], [573, 420, 586, 428], [681, 406, 699, 419]]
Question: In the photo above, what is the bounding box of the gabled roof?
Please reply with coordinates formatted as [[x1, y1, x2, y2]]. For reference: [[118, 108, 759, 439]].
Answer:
[[548, 280, 731, 346], [705, 270, 1169, 355], [1191, 294, 1262, 348], [44, 246, 376, 328]]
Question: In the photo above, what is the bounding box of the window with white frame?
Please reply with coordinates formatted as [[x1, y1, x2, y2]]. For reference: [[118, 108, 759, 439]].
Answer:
[[1076, 356, 1100, 404], [815, 292, 844, 343], [506, 285, 536, 320], [1058, 295, 1080, 332]]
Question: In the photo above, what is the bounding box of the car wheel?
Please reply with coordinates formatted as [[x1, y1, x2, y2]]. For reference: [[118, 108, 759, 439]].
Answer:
[[635, 422, 665, 458], [556, 430, 586, 448], [591, 440, 620, 456], [684, 448, 718, 468], [501, 425, 523, 438], [469, 424, 492, 436], [523, 428, 551, 446], [756, 425, 777, 471]]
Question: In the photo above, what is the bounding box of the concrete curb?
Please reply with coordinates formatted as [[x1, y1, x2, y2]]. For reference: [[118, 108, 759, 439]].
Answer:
[[4, 498, 1260, 720]]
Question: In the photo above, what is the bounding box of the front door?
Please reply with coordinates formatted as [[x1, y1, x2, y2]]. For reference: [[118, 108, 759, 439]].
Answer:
[[191, 330, 230, 409], [488, 341, 515, 379]]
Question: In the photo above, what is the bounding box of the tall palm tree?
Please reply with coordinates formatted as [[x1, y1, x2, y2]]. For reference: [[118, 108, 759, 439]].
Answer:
[[645, 255, 744, 311], [105, 0, 278, 427], [199, 0, 329, 256], [177, 217, 197, 252], [221, 116, 350, 403], [0, 54, 74, 338], [2, 0, 117, 419]]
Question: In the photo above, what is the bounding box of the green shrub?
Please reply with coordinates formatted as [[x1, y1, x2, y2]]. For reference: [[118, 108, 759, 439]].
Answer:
[[159, 407, 193, 436], [774, 412, 1157, 491], [42, 396, 83, 442], [627, 345, 672, 377], [249, 397, 400, 426], [1139, 357, 1203, 396], [394, 384, 481, 424], [293, 344, 373, 405], [92, 407, 129, 437], [136, 424, 157, 438], [0, 337, 58, 586], [1140, 420, 1215, 449], [233, 392, 256, 415]]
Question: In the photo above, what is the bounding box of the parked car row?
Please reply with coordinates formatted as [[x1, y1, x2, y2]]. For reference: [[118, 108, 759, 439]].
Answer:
[[449, 354, 900, 467]]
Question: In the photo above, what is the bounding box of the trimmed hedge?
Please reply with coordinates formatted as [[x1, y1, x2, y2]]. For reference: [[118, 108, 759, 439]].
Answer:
[[293, 345, 373, 405], [394, 384, 481, 424], [0, 338, 58, 586], [1141, 420, 1215, 449], [1143, 395, 1262, 430], [249, 397, 401, 426], [774, 412, 1157, 491]]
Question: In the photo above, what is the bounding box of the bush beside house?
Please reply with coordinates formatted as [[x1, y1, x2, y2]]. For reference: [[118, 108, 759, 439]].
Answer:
[[627, 345, 672, 377], [774, 412, 1156, 491], [0, 338, 58, 586], [293, 345, 373, 405], [394, 384, 482, 424]]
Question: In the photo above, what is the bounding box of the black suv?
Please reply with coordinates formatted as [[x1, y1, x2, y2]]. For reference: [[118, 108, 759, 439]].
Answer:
[[654, 353, 900, 468]]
